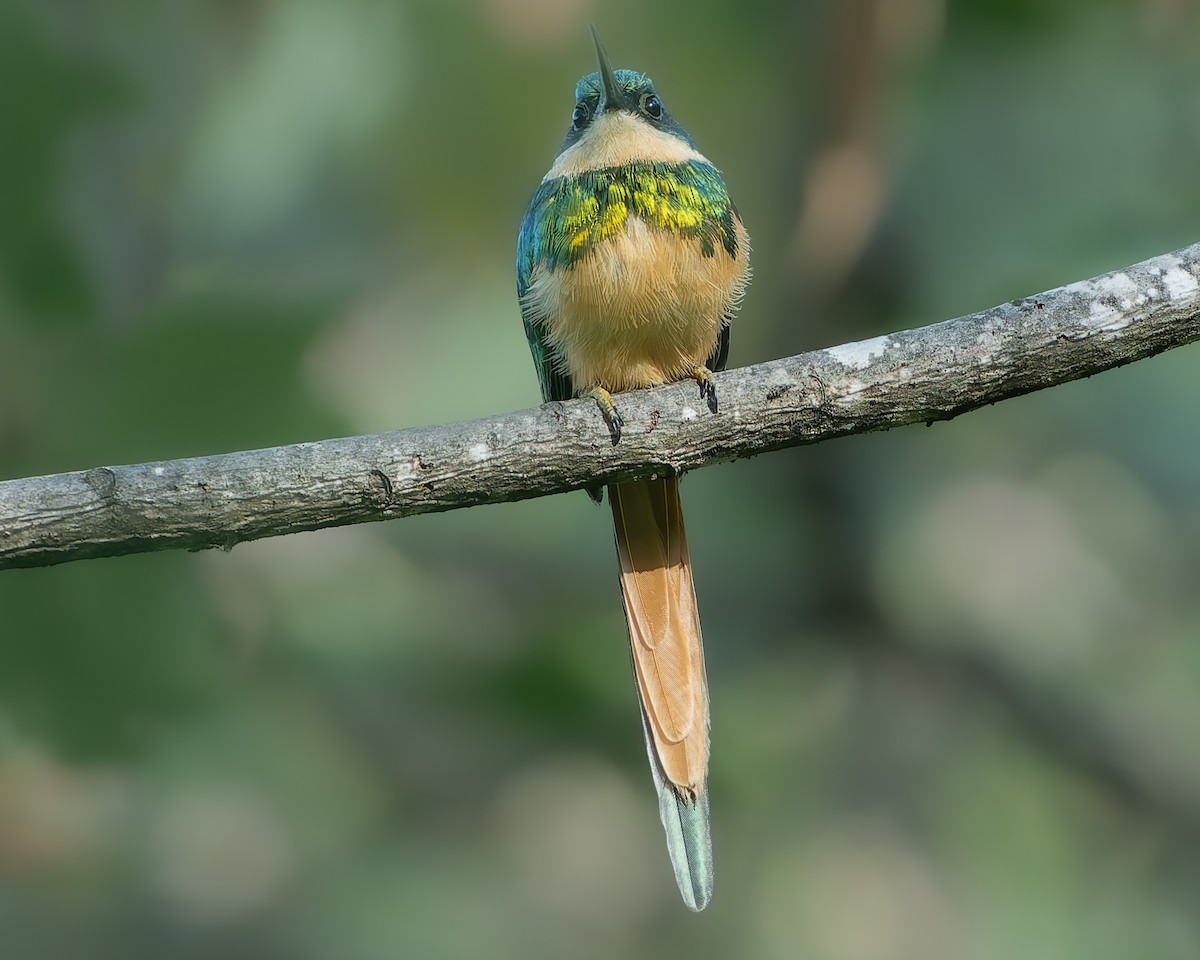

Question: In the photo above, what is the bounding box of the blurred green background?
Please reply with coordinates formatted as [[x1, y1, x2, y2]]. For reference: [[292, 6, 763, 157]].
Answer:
[[2, 0, 1200, 956]]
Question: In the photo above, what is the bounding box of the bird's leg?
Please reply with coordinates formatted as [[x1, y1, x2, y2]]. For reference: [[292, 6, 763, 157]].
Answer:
[[587, 385, 624, 444], [689, 365, 719, 415]]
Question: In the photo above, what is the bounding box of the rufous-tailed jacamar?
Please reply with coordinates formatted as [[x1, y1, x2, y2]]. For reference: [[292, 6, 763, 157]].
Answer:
[[516, 26, 750, 911]]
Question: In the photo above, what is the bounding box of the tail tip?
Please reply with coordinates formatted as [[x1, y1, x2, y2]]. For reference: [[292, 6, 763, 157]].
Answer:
[[659, 781, 714, 911]]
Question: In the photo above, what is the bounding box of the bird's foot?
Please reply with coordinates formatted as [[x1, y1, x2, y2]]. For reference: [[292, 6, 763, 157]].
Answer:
[[587, 385, 624, 444], [690, 365, 719, 415]]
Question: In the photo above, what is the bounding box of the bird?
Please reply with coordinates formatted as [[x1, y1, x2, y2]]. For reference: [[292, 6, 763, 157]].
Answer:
[[516, 26, 749, 911]]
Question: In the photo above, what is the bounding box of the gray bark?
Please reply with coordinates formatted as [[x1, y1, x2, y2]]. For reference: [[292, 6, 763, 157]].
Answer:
[[2, 241, 1199, 570]]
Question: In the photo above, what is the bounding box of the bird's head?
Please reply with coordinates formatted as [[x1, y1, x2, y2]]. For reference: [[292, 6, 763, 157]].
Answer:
[[547, 26, 703, 177]]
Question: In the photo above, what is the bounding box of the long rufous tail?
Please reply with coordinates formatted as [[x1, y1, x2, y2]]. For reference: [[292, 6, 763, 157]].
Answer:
[[609, 476, 712, 911]]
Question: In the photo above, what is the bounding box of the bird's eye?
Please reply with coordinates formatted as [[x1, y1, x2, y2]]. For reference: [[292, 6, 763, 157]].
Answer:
[[641, 93, 663, 119], [571, 102, 590, 130]]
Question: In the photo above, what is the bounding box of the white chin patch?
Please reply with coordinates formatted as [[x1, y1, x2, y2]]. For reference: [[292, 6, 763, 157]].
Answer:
[[543, 111, 708, 180]]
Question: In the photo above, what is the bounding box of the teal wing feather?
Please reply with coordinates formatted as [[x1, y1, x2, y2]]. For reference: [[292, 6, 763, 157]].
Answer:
[[517, 179, 575, 404]]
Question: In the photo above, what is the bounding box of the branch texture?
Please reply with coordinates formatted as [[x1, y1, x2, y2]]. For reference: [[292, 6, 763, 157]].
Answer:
[[3, 242, 1199, 570]]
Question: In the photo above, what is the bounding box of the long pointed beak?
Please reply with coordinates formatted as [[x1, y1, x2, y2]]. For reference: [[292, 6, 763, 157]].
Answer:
[[590, 24, 622, 113]]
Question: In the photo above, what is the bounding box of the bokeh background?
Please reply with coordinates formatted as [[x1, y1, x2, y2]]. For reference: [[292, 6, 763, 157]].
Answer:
[[3, 0, 1200, 957]]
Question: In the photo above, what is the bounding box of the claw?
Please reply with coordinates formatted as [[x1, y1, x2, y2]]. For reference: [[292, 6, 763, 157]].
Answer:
[[588, 385, 624, 444], [690, 365, 719, 415]]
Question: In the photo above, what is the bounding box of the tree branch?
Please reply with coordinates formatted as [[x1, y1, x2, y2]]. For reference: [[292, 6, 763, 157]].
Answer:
[[2, 242, 1199, 570]]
